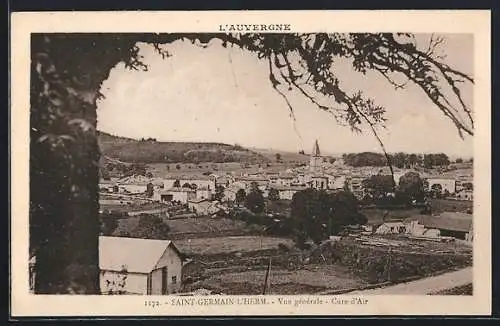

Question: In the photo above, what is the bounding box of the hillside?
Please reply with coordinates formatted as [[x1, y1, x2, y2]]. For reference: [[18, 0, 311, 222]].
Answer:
[[97, 131, 270, 164], [250, 147, 311, 164]]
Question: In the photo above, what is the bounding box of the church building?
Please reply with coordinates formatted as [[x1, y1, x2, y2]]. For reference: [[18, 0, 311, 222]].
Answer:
[[309, 139, 323, 172]]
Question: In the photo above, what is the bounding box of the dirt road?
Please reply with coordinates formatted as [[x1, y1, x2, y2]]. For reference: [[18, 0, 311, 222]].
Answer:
[[348, 267, 472, 295]]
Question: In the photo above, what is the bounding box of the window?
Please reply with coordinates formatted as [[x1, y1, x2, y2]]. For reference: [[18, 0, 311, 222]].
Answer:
[[172, 276, 177, 284]]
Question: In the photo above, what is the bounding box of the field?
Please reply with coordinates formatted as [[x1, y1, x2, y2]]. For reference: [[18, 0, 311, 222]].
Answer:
[[251, 147, 311, 164], [100, 200, 169, 213], [189, 264, 366, 295], [430, 199, 473, 214], [166, 217, 251, 238], [175, 236, 294, 255]]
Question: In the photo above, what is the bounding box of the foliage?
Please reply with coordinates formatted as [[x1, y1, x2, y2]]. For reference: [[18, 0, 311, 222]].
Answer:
[[99, 215, 119, 236], [431, 184, 444, 198], [131, 214, 170, 240], [30, 32, 473, 294], [275, 153, 282, 163], [343, 152, 387, 167], [398, 172, 425, 201], [214, 185, 225, 201], [423, 153, 450, 168], [235, 189, 247, 205], [290, 189, 366, 245], [145, 182, 154, 197], [462, 182, 473, 191], [245, 189, 265, 214], [268, 188, 280, 201], [362, 174, 395, 197], [173, 179, 181, 187]]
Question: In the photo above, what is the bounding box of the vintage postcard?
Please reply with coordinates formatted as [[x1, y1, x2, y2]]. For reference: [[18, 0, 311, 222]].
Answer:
[[10, 10, 491, 316]]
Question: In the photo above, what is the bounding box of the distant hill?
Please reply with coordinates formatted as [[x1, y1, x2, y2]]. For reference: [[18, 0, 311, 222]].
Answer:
[[250, 147, 311, 164], [97, 131, 270, 164]]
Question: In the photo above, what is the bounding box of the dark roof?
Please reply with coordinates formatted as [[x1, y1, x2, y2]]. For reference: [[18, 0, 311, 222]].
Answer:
[[413, 214, 472, 233]]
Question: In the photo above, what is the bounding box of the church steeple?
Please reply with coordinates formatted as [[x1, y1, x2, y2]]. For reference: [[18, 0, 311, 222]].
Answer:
[[309, 139, 322, 172], [312, 139, 321, 157]]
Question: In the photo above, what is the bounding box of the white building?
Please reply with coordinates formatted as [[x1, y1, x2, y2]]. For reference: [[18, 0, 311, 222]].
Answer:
[[99, 236, 183, 295], [427, 177, 456, 194], [275, 186, 308, 200], [159, 187, 196, 204]]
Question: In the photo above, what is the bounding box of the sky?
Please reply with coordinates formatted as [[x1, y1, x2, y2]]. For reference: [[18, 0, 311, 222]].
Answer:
[[97, 33, 474, 158]]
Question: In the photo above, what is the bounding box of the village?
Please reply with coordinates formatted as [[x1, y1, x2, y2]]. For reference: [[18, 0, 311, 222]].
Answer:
[[79, 139, 474, 296]]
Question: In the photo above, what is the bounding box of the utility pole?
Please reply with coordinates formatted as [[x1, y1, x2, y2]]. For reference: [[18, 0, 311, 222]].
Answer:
[[262, 257, 272, 295]]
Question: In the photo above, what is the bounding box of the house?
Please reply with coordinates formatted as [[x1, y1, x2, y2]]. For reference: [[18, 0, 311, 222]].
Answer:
[[275, 185, 308, 200], [99, 236, 183, 295], [159, 187, 196, 204], [164, 176, 216, 194], [327, 175, 346, 190], [308, 175, 329, 190], [195, 187, 212, 200]]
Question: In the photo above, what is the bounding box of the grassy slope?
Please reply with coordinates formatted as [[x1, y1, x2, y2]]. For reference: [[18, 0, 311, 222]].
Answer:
[[98, 131, 270, 164]]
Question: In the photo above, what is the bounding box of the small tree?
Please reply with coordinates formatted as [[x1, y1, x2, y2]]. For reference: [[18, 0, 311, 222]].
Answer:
[[175, 164, 181, 170], [398, 172, 424, 202], [173, 179, 181, 188], [214, 185, 225, 201], [235, 189, 246, 206], [145, 182, 154, 198], [132, 214, 170, 240], [100, 215, 118, 236], [430, 184, 443, 198], [268, 188, 280, 201], [245, 189, 265, 214], [182, 182, 192, 189], [275, 153, 282, 163]]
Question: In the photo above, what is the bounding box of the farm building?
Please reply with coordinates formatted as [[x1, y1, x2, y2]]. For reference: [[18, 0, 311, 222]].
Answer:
[[159, 187, 196, 204], [99, 236, 183, 295]]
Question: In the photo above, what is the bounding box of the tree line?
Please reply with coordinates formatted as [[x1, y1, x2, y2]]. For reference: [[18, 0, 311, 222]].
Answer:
[[342, 152, 459, 168]]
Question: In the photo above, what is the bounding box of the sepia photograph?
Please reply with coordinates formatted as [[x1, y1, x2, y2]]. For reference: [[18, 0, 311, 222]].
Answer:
[[11, 11, 491, 316]]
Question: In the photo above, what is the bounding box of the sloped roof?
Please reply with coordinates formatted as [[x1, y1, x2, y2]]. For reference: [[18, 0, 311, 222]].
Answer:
[[99, 236, 178, 273], [410, 214, 472, 233]]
